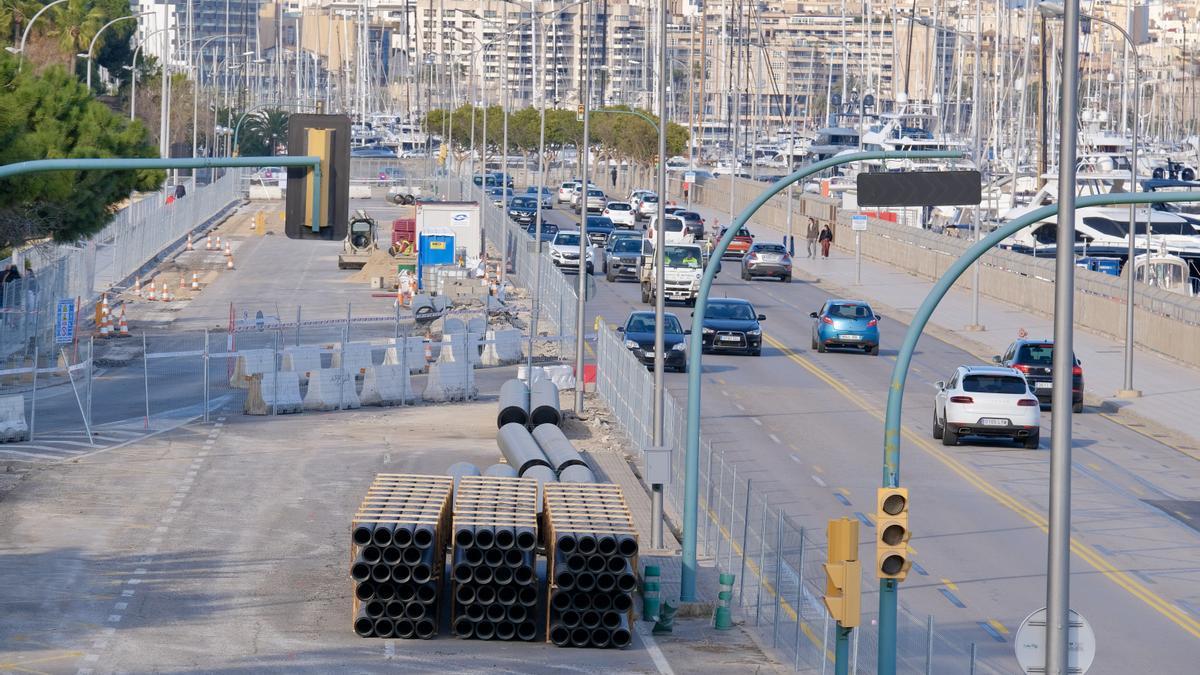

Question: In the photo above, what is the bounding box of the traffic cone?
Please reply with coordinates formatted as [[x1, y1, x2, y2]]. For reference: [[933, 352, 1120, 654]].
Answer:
[[117, 306, 129, 337], [226, 255, 234, 270], [424, 339, 433, 363], [191, 272, 200, 290], [146, 281, 156, 301], [215, 235, 222, 250], [186, 233, 194, 251], [133, 276, 142, 297], [223, 241, 232, 257], [179, 273, 186, 289], [98, 295, 112, 338], [205, 235, 213, 250], [160, 281, 169, 302]]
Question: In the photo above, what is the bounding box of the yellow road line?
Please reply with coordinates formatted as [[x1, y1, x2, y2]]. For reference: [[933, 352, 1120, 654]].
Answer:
[[812, 465, 824, 474], [988, 619, 1010, 635], [906, 543, 918, 554], [762, 332, 1200, 641], [0, 653, 85, 673], [941, 578, 959, 591]]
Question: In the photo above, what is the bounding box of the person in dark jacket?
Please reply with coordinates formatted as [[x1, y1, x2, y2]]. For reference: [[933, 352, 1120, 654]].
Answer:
[[805, 217, 820, 259], [818, 223, 833, 258], [1, 263, 21, 308]]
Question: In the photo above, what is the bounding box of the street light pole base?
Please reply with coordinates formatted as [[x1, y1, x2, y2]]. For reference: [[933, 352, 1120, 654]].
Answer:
[[1115, 389, 1142, 399], [963, 324, 986, 332]]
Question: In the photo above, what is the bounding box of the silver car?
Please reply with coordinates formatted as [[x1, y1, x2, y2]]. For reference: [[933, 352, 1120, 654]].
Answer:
[[740, 242, 792, 282]]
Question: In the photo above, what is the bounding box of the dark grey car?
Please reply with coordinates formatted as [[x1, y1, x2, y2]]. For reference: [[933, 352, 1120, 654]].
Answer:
[[605, 237, 648, 281], [740, 242, 793, 281]]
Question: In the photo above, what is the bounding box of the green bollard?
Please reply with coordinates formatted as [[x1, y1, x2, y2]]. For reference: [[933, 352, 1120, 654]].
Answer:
[[642, 565, 661, 621], [713, 572, 735, 630], [653, 601, 677, 635]]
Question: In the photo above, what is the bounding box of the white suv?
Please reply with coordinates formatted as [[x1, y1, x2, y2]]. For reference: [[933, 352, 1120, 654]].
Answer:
[[558, 181, 578, 204], [603, 202, 637, 228], [933, 365, 1041, 448], [549, 230, 595, 274]]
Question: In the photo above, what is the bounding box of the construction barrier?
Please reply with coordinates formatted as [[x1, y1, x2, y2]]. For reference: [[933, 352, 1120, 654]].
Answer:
[[481, 329, 524, 366], [440, 332, 468, 365], [383, 337, 427, 374], [0, 394, 30, 443], [423, 336, 477, 402], [303, 368, 362, 411], [349, 184, 373, 199], [332, 341, 375, 378], [466, 316, 487, 335], [360, 365, 415, 406], [467, 332, 484, 366], [282, 347, 323, 384], [230, 349, 276, 389], [443, 317, 466, 336], [244, 371, 303, 415]]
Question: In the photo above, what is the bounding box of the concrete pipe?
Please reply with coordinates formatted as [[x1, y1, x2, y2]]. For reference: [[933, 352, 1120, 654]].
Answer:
[[617, 572, 637, 593], [475, 620, 496, 640], [454, 525, 475, 549], [413, 525, 435, 549], [592, 593, 612, 611], [515, 564, 535, 586], [416, 583, 437, 605], [353, 524, 374, 546], [550, 625, 571, 646], [551, 591, 572, 612], [575, 573, 597, 593], [382, 546, 402, 565], [495, 620, 517, 641], [528, 380, 562, 426], [495, 527, 515, 550], [392, 525, 414, 548], [518, 586, 538, 607], [453, 616, 475, 638], [405, 602, 426, 620], [473, 565, 494, 585], [596, 573, 616, 592], [597, 535, 618, 557], [556, 532, 577, 554], [497, 586, 518, 606], [522, 464, 558, 510], [561, 609, 581, 628], [354, 581, 375, 601], [586, 556, 606, 573], [517, 620, 538, 642], [476, 585, 496, 605], [410, 563, 432, 584], [493, 566, 513, 585], [474, 526, 496, 550], [373, 617, 395, 638], [447, 461, 481, 495], [497, 423, 553, 476], [371, 523, 394, 547], [602, 610, 623, 630], [391, 565, 412, 584], [486, 603, 506, 622], [455, 584, 475, 605], [617, 535, 638, 558], [507, 604, 528, 624], [497, 379, 531, 428], [395, 584, 416, 603], [401, 547, 422, 566], [577, 534, 598, 555], [559, 464, 598, 483], [554, 569, 575, 589], [483, 463, 518, 478], [351, 562, 372, 583], [516, 527, 537, 551], [354, 615, 375, 637], [581, 610, 602, 629], [504, 549, 525, 567], [395, 619, 416, 639], [465, 603, 485, 622], [358, 545, 382, 565], [569, 627, 590, 647], [414, 617, 436, 640], [612, 592, 633, 613], [385, 601, 405, 619], [374, 583, 396, 601], [591, 627, 612, 648], [531, 424, 588, 475], [370, 564, 391, 584], [484, 548, 504, 567]]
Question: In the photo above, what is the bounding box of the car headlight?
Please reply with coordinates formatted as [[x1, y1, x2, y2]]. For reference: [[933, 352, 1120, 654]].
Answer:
[[551, 249, 563, 258], [624, 340, 639, 350], [702, 326, 715, 334], [671, 342, 687, 351], [747, 329, 761, 336]]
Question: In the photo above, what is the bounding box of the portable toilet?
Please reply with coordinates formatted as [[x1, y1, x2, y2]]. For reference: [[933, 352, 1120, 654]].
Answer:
[[417, 228, 455, 289]]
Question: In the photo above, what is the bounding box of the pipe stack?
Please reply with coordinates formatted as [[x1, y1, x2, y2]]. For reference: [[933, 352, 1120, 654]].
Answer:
[[528, 379, 562, 426], [451, 475, 540, 641], [544, 483, 638, 649], [497, 423, 558, 510], [351, 474, 453, 639], [497, 379, 530, 428], [532, 424, 598, 483]]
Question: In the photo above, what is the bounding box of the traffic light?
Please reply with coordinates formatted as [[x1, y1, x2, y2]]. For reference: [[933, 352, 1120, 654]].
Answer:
[[438, 143, 448, 165], [576, 104, 585, 122], [285, 113, 351, 240], [822, 517, 861, 628], [875, 487, 911, 581]]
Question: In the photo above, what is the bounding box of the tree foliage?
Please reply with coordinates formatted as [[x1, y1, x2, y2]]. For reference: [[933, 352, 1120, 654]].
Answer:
[[1, 0, 135, 87], [237, 109, 289, 157], [0, 52, 162, 249]]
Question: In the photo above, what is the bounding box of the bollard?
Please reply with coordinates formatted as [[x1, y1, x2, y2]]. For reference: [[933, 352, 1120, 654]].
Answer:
[[713, 572, 734, 630], [641, 564, 661, 621]]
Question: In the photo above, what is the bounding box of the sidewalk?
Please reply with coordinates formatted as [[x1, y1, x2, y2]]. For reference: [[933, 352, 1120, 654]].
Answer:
[[690, 201, 1200, 453]]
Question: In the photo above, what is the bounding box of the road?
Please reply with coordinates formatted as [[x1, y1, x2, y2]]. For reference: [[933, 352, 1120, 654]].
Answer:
[[532, 201, 1200, 673]]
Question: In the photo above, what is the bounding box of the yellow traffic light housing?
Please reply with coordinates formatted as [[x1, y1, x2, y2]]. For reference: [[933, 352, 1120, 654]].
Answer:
[[822, 517, 861, 628], [875, 487, 911, 581]]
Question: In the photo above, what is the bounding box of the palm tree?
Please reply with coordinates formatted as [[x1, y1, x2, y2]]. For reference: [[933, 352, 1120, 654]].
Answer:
[[240, 109, 289, 156], [51, 0, 107, 74]]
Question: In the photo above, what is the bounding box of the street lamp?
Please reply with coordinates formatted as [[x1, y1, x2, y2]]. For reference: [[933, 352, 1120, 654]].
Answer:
[[1039, 1, 1145, 398], [81, 12, 154, 90], [5, 0, 70, 71]]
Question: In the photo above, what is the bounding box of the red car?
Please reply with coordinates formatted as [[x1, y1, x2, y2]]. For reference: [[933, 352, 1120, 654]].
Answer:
[[718, 226, 754, 259]]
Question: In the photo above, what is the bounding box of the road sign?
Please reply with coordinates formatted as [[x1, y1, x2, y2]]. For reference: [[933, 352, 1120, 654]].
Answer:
[[851, 215, 868, 231], [54, 299, 75, 344], [684, 171, 697, 185], [1013, 607, 1096, 674], [856, 171, 982, 207]]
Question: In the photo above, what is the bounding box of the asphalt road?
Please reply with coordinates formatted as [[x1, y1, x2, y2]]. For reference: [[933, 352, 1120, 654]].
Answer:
[[530, 202, 1200, 673]]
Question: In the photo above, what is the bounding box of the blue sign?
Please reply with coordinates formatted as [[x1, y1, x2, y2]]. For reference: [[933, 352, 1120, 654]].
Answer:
[[54, 299, 76, 344]]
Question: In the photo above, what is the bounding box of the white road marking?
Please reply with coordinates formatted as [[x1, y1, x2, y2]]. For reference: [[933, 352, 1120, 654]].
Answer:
[[789, 454, 801, 463], [107, 614, 121, 623], [811, 474, 827, 487], [751, 417, 763, 426], [721, 389, 730, 397], [198, 451, 208, 457], [83, 654, 99, 663], [734, 403, 746, 411], [121, 590, 135, 597], [155, 526, 168, 533], [134, 568, 147, 575], [769, 434, 782, 444], [384, 640, 395, 659], [634, 620, 675, 675], [114, 602, 128, 610]]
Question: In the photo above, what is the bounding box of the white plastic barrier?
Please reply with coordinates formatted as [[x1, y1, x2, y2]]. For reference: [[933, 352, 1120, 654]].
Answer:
[[440, 332, 468, 364], [248, 185, 283, 200], [481, 329, 524, 366], [519, 363, 576, 390], [230, 349, 275, 389], [383, 337, 427, 374], [0, 394, 29, 442], [360, 365, 415, 406], [282, 347, 323, 384], [423, 336, 477, 402], [466, 316, 487, 335], [303, 368, 362, 411], [331, 342, 374, 378], [349, 184, 373, 199], [244, 372, 303, 415], [443, 317, 466, 336]]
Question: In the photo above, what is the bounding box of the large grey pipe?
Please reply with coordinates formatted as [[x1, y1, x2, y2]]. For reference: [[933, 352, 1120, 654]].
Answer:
[[496, 423, 553, 475], [483, 463, 518, 478], [447, 461, 481, 495], [559, 464, 598, 483], [528, 379, 561, 426], [531, 423, 592, 476], [497, 379, 530, 427]]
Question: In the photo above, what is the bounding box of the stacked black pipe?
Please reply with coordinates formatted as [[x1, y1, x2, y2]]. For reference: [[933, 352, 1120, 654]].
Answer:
[[450, 475, 540, 641], [351, 474, 452, 639]]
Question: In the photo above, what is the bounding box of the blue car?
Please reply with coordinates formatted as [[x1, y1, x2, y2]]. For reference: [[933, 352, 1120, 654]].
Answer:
[[618, 310, 688, 372], [525, 186, 554, 209], [584, 215, 614, 245], [810, 300, 880, 355]]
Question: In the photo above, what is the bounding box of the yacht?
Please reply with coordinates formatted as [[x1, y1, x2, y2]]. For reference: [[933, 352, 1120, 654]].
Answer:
[[858, 104, 970, 170], [1122, 248, 1199, 297]]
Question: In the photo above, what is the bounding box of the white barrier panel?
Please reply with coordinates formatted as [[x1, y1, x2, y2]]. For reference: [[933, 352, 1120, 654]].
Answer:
[[440, 332, 468, 364], [423, 337, 477, 402], [248, 185, 283, 200], [526, 364, 576, 390], [349, 185, 373, 199], [466, 316, 487, 334], [383, 337, 426, 374], [303, 368, 362, 411], [481, 329, 524, 366], [443, 317, 466, 335], [282, 347, 323, 384], [360, 365, 415, 406], [230, 349, 275, 389], [245, 372, 303, 415], [0, 394, 29, 442], [331, 342, 374, 378], [467, 332, 484, 366]]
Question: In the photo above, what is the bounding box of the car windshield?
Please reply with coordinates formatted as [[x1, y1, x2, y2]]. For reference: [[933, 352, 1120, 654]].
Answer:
[[663, 218, 684, 232], [707, 303, 756, 320], [680, 211, 701, 221], [1016, 344, 1057, 365], [561, 183, 573, 189], [608, 203, 630, 211], [962, 375, 1028, 394], [613, 239, 642, 253], [588, 190, 604, 197], [511, 198, 534, 207], [754, 244, 787, 254], [555, 233, 581, 247], [627, 314, 683, 334], [828, 304, 872, 319], [662, 246, 701, 268], [587, 218, 613, 228], [643, 195, 659, 203]]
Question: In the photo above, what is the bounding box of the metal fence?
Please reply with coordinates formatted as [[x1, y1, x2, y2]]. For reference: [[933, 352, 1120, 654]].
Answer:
[[595, 321, 991, 673]]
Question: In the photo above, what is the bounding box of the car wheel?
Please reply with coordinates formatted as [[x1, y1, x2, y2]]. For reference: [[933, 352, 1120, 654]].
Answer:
[[781, 275, 791, 283], [586, 263, 594, 275], [1023, 432, 1040, 450], [606, 269, 616, 282], [641, 286, 650, 304], [868, 345, 879, 356], [817, 341, 827, 353], [677, 362, 687, 374], [811, 335, 818, 350], [741, 269, 751, 281], [1072, 401, 1083, 414], [685, 297, 695, 307], [932, 409, 944, 439], [942, 426, 958, 446]]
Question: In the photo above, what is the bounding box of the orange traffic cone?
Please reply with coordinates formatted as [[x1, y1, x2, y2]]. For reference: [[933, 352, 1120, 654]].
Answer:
[[146, 281, 156, 301], [179, 273, 186, 289], [98, 296, 112, 338], [160, 282, 169, 302], [226, 255, 234, 270], [191, 272, 200, 290], [133, 276, 142, 297], [117, 306, 129, 336], [215, 235, 222, 250], [186, 233, 194, 251], [205, 235, 213, 250], [223, 241, 232, 257]]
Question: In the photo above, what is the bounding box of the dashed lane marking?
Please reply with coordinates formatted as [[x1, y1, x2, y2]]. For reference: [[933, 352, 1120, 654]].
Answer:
[[810, 474, 826, 487], [769, 434, 782, 444], [939, 588, 967, 609], [833, 492, 851, 506], [979, 621, 1006, 642]]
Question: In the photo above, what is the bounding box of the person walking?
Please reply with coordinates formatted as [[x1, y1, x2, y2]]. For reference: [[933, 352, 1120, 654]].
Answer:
[[818, 223, 833, 258], [805, 217, 820, 259], [610, 165, 617, 188]]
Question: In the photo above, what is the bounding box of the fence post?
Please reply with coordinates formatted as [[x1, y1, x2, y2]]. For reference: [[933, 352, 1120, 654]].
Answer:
[[337, 327, 347, 411], [704, 443, 715, 555], [821, 609, 831, 675], [794, 528, 806, 671], [394, 301, 400, 342], [86, 336, 94, 428], [714, 454, 726, 561], [773, 510, 783, 647], [202, 329, 210, 423], [925, 615, 934, 675], [851, 622, 859, 674], [295, 306, 301, 346], [726, 463, 737, 571], [738, 478, 752, 606], [345, 302, 352, 343], [29, 345, 38, 440], [142, 332, 150, 428], [754, 501, 768, 626], [272, 331, 280, 416]]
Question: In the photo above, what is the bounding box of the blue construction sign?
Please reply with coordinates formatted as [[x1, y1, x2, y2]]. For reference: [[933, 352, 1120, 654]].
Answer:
[[54, 299, 75, 344]]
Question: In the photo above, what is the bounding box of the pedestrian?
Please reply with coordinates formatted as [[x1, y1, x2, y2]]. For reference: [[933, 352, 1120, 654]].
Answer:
[[805, 217, 820, 259], [1, 263, 21, 309], [818, 223, 833, 258], [610, 165, 617, 187], [22, 264, 37, 309]]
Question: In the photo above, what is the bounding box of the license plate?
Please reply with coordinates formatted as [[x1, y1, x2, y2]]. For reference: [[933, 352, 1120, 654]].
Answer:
[[980, 418, 1010, 426], [644, 351, 656, 358], [841, 335, 862, 341], [1035, 381, 1052, 389], [719, 336, 741, 343]]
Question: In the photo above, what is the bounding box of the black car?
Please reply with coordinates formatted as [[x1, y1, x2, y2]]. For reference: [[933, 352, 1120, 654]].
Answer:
[[508, 196, 539, 224], [585, 216, 615, 245], [525, 221, 558, 242], [696, 298, 764, 356], [677, 210, 705, 239], [994, 339, 1084, 412], [618, 310, 688, 372]]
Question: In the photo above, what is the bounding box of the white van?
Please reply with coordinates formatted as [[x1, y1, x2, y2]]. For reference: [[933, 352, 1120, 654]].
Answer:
[[646, 214, 693, 245]]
